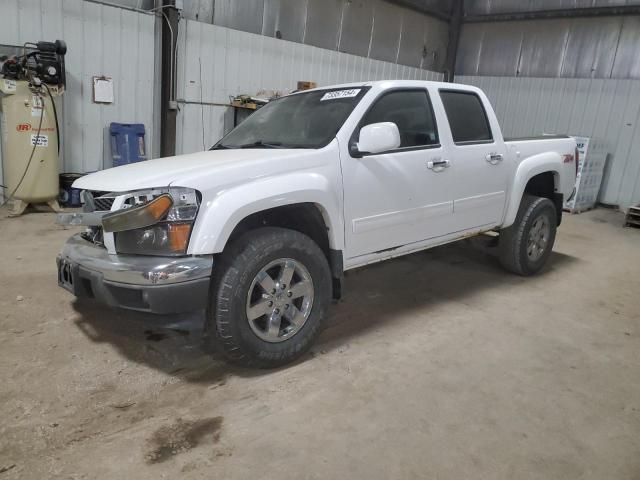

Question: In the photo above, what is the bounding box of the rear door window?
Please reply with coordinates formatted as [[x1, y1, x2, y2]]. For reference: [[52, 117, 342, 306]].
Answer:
[[361, 90, 439, 148], [440, 90, 493, 144]]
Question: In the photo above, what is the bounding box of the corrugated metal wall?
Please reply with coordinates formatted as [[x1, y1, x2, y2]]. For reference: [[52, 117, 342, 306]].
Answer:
[[456, 15, 640, 79], [0, 0, 156, 179], [98, 0, 154, 9], [176, 19, 444, 154], [459, 75, 640, 209], [464, 0, 640, 15], [457, 2, 640, 209], [183, 0, 450, 72]]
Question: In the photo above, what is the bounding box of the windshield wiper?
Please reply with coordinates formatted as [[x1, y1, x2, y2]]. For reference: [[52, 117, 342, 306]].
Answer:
[[234, 140, 284, 149], [212, 141, 314, 150]]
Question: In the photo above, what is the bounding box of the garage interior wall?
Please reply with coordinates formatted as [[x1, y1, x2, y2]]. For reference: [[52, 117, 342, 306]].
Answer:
[[456, 2, 640, 209], [0, 0, 449, 193], [459, 75, 640, 209], [182, 0, 450, 72], [456, 15, 640, 78], [0, 0, 157, 193], [176, 19, 444, 154]]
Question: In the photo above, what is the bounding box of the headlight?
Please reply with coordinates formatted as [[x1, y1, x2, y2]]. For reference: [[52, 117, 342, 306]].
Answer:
[[103, 187, 200, 256], [115, 222, 193, 255], [102, 194, 174, 233]]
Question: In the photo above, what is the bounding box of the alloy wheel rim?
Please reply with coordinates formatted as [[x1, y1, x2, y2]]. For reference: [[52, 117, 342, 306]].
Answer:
[[527, 214, 550, 262], [245, 258, 314, 343]]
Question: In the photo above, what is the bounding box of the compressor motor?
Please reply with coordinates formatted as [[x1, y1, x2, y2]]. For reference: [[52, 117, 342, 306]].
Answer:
[[0, 39, 67, 86]]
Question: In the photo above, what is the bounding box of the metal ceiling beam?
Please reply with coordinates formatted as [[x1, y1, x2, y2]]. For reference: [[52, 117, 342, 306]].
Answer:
[[464, 5, 640, 23], [384, 0, 452, 22]]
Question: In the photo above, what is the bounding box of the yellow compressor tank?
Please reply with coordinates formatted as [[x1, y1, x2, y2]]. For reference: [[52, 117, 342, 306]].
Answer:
[[0, 79, 63, 216]]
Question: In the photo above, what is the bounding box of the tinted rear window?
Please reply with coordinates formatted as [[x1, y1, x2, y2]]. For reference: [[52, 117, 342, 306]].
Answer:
[[440, 91, 493, 144]]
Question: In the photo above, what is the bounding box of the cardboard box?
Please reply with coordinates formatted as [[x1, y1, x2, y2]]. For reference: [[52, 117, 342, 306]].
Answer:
[[297, 81, 317, 91], [231, 100, 258, 110]]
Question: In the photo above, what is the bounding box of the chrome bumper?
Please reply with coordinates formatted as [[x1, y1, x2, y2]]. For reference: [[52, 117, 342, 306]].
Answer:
[[59, 233, 212, 285], [57, 233, 213, 313]]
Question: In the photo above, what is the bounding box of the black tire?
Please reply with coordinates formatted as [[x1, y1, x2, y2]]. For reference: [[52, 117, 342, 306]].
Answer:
[[208, 227, 331, 368], [498, 194, 557, 276]]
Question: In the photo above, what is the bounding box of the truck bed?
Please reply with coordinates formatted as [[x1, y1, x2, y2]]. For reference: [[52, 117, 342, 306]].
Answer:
[[504, 134, 570, 142]]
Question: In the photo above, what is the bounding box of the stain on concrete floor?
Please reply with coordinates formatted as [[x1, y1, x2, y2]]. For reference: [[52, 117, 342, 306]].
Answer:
[[145, 416, 223, 464]]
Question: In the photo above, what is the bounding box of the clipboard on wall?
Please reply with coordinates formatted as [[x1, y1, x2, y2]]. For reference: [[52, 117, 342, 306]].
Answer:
[[92, 76, 114, 104]]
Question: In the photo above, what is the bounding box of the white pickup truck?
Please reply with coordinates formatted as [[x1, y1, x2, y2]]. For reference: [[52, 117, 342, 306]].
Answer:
[[57, 80, 577, 367]]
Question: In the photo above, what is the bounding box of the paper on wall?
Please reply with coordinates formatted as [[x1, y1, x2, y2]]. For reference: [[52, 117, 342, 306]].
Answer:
[[93, 77, 114, 103]]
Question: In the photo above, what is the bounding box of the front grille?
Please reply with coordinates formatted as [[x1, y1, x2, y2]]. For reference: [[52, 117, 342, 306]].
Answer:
[[87, 188, 169, 214], [94, 197, 115, 211]]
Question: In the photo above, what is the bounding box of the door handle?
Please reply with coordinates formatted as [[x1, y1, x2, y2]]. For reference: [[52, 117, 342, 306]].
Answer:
[[486, 152, 503, 164], [427, 159, 450, 171]]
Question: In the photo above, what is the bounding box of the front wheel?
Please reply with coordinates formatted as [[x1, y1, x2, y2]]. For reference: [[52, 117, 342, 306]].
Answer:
[[208, 227, 331, 368], [498, 194, 557, 276]]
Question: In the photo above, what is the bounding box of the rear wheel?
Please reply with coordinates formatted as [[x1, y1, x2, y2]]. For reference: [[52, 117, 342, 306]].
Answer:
[[499, 194, 557, 276], [208, 227, 331, 368]]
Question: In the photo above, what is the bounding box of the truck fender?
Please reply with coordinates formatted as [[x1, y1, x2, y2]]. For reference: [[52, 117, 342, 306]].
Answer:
[[502, 152, 561, 228], [187, 172, 343, 255]]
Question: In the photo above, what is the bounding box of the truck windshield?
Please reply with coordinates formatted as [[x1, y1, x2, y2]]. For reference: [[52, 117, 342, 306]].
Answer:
[[214, 87, 369, 150]]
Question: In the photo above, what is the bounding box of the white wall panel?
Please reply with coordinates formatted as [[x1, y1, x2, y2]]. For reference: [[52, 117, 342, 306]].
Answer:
[[177, 20, 443, 154], [181, 0, 450, 71], [0, 0, 156, 178], [456, 14, 640, 80], [459, 75, 640, 209]]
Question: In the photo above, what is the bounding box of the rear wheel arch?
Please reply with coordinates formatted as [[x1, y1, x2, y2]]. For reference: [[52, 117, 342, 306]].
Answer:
[[524, 171, 558, 198], [504, 159, 562, 228], [522, 171, 563, 225]]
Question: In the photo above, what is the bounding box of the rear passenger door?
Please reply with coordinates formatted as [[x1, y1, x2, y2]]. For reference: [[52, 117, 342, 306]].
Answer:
[[437, 89, 509, 231]]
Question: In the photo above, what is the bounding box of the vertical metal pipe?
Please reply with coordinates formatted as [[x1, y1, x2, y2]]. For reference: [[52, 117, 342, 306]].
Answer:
[[160, 0, 179, 157], [445, 0, 463, 82]]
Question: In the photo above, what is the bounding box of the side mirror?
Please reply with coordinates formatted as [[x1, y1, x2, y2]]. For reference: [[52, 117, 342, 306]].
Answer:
[[353, 122, 401, 157]]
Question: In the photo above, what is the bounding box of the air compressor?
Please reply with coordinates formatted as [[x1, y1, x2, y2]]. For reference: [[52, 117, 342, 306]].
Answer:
[[0, 40, 66, 216]]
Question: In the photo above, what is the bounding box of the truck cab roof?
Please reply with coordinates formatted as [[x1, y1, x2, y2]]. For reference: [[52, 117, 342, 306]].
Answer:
[[298, 79, 482, 94]]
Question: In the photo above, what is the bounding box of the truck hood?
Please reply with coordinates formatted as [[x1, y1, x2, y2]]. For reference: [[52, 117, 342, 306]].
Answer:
[[73, 148, 319, 192]]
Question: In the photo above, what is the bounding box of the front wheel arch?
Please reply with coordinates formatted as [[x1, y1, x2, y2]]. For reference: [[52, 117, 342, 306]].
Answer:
[[222, 203, 344, 299]]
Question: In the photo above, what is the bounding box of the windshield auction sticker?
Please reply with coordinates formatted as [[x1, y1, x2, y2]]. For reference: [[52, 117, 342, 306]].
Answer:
[[320, 89, 361, 101]]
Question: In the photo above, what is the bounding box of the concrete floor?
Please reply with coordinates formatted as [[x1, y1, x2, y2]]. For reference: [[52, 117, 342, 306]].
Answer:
[[0, 206, 638, 479]]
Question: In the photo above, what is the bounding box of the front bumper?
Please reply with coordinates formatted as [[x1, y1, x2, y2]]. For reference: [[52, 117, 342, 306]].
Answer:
[[57, 233, 213, 314]]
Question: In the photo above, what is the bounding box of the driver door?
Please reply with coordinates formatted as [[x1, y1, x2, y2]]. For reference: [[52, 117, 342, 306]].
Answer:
[[341, 89, 455, 260]]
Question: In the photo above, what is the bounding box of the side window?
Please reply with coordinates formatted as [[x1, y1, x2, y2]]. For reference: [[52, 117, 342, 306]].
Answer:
[[361, 90, 439, 148], [440, 90, 493, 144]]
